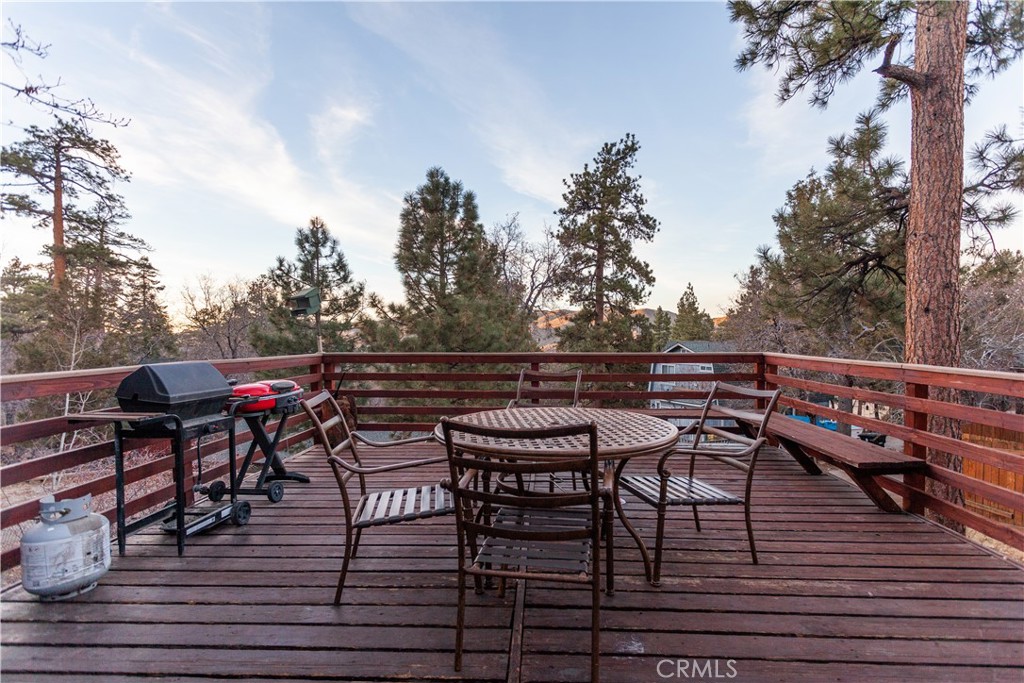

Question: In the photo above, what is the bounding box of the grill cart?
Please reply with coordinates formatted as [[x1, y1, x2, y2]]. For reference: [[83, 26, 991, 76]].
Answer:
[[71, 362, 252, 556]]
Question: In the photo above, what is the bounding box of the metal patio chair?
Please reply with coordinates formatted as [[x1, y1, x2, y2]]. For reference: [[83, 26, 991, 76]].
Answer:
[[507, 367, 585, 491], [619, 382, 782, 583], [300, 391, 455, 605], [440, 417, 608, 682]]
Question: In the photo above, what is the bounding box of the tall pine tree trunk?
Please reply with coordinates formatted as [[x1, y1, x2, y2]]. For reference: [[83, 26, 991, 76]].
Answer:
[[52, 144, 66, 289], [594, 227, 606, 326], [906, 1, 967, 528]]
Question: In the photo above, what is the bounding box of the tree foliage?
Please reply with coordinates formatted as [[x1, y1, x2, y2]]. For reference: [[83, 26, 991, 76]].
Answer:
[[757, 113, 908, 358], [251, 216, 365, 356], [961, 250, 1024, 372], [671, 283, 715, 342], [717, 264, 808, 355], [730, 0, 1024, 524], [2, 118, 136, 289], [367, 167, 533, 353], [730, 1, 1023, 109], [488, 213, 566, 316], [180, 275, 265, 359], [554, 133, 659, 351], [730, 0, 1022, 365], [1, 20, 128, 126], [651, 306, 672, 351]]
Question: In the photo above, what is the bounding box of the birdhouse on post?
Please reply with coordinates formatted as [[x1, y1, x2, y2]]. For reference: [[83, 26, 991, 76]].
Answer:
[[287, 287, 321, 317]]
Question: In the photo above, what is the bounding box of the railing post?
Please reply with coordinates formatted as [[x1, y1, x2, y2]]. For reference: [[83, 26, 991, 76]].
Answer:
[[311, 356, 324, 395], [757, 356, 777, 410], [904, 382, 929, 515]]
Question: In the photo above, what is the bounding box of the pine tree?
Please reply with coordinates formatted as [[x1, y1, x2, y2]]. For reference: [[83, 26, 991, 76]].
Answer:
[[730, 0, 1023, 524], [110, 257, 176, 364], [651, 306, 672, 351], [554, 133, 659, 351], [251, 217, 365, 355], [2, 118, 135, 289], [670, 283, 714, 341], [374, 167, 533, 352]]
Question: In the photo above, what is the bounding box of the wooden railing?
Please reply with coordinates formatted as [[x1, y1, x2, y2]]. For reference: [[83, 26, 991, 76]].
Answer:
[[2, 351, 1021, 573]]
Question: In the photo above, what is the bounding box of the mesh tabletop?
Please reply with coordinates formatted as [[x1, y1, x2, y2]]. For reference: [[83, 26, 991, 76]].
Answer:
[[436, 407, 679, 460]]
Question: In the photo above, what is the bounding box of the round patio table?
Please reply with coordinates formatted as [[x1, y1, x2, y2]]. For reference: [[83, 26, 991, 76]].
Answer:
[[435, 406, 679, 588]]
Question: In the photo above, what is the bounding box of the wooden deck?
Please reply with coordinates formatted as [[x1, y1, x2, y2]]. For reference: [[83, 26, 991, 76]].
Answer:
[[2, 443, 1023, 682]]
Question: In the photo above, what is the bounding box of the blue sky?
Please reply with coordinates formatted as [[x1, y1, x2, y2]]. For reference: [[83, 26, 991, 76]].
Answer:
[[2, 1, 1021, 321]]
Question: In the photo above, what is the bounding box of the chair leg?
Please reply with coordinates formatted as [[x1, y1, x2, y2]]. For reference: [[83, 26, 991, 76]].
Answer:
[[603, 499, 615, 595], [351, 527, 363, 557], [745, 503, 758, 564], [334, 522, 356, 605], [653, 503, 668, 586], [592, 572, 601, 683], [455, 568, 466, 671], [691, 504, 702, 532]]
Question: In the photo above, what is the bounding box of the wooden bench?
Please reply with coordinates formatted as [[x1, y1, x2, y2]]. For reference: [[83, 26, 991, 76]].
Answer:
[[709, 406, 926, 513]]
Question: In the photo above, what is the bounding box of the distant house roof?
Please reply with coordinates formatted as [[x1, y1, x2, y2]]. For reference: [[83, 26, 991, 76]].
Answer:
[[661, 340, 734, 353]]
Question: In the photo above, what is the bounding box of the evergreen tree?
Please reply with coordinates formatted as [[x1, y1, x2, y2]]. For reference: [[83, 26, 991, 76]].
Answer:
[[1, 119, 173, 377], [2, 118, 135, 289], [371, 167, 532, 352], [251, 216, 365, 355], [554, 133, 659, 351], [109, 257, 177, 364], [758, 113, 908, 359], [0, 258, 48, 342], [730, 0, 1023, 365], [670, 283, 714, 341], [717, 264, 809, 355], [731, 0, 1023, 523], [651, 306, 672, 351]]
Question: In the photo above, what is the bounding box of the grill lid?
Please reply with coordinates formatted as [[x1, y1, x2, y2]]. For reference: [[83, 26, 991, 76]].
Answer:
[[116, 362, 232, 419]]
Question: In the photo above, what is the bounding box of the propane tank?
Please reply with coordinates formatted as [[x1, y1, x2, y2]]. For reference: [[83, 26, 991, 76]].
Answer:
[[20, 494, 111, 601]]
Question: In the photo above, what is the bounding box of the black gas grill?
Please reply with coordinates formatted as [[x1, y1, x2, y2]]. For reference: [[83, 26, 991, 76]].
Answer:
[[73, 362, 251, 556], [116, 361, 233, 420]]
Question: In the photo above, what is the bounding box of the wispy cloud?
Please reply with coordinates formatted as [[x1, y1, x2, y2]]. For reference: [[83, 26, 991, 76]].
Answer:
[[348, 3, 593, 206], [78, 4, 396, 252]]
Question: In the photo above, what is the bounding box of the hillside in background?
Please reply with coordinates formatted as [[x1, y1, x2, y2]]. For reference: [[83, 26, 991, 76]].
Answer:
[[531, 308, 695, 350]]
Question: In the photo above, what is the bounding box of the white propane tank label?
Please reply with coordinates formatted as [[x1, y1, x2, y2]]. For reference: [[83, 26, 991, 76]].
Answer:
[[23, 524, 107, 589]]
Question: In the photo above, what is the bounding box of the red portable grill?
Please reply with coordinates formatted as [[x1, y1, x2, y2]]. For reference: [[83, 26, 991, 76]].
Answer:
[[228, 380, 303, 413], [220, 379, 309, 503]]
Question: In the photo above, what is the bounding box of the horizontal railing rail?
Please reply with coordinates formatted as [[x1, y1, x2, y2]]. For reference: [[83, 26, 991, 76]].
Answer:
[[2, 351, 1021, 576]]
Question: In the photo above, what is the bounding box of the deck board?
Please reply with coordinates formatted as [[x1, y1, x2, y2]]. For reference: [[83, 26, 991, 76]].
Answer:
[[2, 444, 1022, 682]]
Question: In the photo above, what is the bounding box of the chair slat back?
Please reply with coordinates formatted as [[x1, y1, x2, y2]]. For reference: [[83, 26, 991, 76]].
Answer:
[[508, 368, 583, 408], [441, 418, 600, 544], [300, 391, 364, 471], [691, 382, 781, 444]]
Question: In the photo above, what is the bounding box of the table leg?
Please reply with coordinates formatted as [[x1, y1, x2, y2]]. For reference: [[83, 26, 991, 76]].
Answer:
[[612, 459, 656, 586]]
